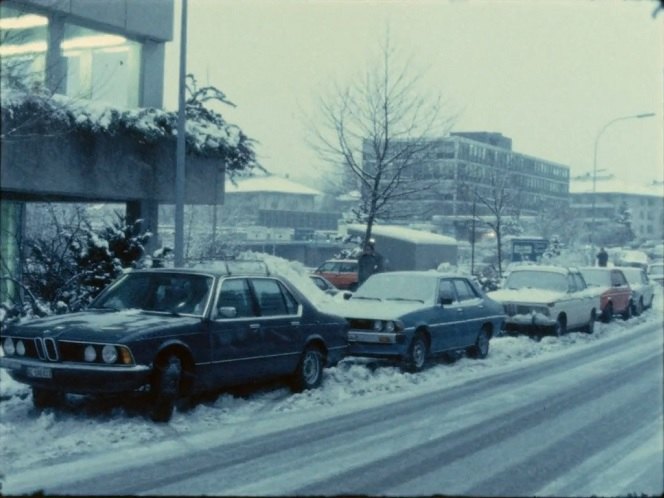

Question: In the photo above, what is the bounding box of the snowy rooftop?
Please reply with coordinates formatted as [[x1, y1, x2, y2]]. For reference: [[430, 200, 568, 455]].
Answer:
[[347, 224, 457, 245], [226, 175, 322, 196], [570, 175, 664, 197]]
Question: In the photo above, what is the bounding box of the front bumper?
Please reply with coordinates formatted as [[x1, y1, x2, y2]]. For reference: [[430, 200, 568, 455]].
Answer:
[[0, 356, 151, 394], [504, 313, 556, 336], [346, 330, 407, 359]]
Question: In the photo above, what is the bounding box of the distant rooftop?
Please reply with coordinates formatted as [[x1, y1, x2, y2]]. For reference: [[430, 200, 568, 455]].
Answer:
[[570, 173, 664, 197], [451, 132, 512, 150], [226, 175, 322, 196]]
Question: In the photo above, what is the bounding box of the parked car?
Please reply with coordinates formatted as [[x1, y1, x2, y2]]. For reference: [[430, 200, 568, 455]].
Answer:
[[615, 250, 649, 270], [647, 262, 664, 287], [616, 266, 655, 316], [309, 274, 339, 296], [338, 271, 505, 371], [488, 265, 599, 337], [314, 259, 359, 290], [580, 267, 633, 322], [0, 264, 348, 422]]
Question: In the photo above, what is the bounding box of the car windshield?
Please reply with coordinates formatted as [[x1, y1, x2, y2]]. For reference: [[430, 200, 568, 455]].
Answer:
[[505, 270, 567, 292], [649, 264, 664, 274], [580, 270, 611, 287], [353, 273, 434, 303], [91, 272, 213, 316], [620, 269, 641, 285]]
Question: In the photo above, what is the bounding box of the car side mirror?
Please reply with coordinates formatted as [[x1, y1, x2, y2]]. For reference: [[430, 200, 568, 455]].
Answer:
[[218, 306, 237, 318], [439, 295, 454, 306]]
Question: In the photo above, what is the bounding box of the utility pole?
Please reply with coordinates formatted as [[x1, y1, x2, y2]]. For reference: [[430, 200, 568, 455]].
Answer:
[[174, 0, 188, 267]]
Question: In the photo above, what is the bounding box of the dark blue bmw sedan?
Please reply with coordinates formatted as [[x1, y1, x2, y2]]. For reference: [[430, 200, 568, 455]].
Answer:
[[0, 262, 348, 422], [341, 271, 505, 371]]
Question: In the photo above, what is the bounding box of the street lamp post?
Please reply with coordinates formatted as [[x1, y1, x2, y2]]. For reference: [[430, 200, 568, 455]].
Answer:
[[590, 112, 655, 246]]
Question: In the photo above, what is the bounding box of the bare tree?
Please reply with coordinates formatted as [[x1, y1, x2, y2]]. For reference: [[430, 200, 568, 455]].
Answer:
[[309, 33, 455, 249], [460, 168, 523, 277]]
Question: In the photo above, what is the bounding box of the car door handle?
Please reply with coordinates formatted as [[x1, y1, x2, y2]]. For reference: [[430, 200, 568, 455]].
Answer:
[[457, 308, 463, 312], [249, 323, 261, 329], [291, 321, 300, 326]]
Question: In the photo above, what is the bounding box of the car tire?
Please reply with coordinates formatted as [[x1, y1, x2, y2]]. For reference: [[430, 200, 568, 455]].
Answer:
[[633, 297, 643, 316], [601, 303, 613, 323], [150, 355, 182, 423], [403, 333, 428, 372], [584, 310, 596, 334], [621, 301, 632, 321], [292, 345, 324, 392], [553, 316, 567, 337], [32, 387, 64, 410], [467, 327, 490, 359]]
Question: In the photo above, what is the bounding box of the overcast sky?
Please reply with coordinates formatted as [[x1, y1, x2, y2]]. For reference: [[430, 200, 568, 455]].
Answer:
[[163, 0, 663, 186]]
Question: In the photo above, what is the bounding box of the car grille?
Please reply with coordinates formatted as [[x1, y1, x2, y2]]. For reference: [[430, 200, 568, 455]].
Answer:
[[504, 304, 538, 316], [348, 318, 374, 330]]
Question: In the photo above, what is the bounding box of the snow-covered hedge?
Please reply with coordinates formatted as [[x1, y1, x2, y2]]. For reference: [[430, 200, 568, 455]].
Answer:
[[0, 81, 258, 173]]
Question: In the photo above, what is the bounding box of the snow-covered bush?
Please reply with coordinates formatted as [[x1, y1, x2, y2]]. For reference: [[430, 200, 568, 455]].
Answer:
[[1, 209, 153, 327]]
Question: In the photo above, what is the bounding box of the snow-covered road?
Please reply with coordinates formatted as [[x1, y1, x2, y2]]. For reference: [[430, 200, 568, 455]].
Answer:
[[2, 289, 663, 496]]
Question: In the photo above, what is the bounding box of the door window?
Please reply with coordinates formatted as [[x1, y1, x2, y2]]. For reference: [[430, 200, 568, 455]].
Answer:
[[438, 279, 457, 304], [251, 278, 291, 316], [572, 273, 586, 291], [453, 279, 478, 301], [217, 278, 256, 318]]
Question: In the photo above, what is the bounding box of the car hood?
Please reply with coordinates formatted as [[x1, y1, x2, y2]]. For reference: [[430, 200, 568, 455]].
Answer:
[[330, 299, 425, 320], [5, 310, 201, 343], [488, 288, 567, 305]]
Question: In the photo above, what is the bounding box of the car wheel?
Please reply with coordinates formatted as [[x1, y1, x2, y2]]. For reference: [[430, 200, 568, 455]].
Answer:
[[403, 333, 428, 372], [601, 303, 613, 323], [633, 298, 643, 316], [292, 345, 324, 392], [553, 316, 567, 337], [150, 355, 182, 423], [584, 310, 596, 334], [32, 387, 64, 410], [621, 301, 632, 321], [467, 327, 490, 359]]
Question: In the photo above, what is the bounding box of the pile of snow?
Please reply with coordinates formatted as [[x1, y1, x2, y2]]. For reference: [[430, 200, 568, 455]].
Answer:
[[1, 252, 662, 477]]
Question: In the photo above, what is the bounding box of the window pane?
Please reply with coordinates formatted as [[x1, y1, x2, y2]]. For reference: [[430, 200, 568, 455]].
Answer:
[[62, 24, 141, 107], [0, 5, 47, 88], [218, 278, 255, 318], [252, 279, 288, 316]]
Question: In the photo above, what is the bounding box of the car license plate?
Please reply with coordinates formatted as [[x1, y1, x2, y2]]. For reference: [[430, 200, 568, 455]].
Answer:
[[27, 366, 52, 379]]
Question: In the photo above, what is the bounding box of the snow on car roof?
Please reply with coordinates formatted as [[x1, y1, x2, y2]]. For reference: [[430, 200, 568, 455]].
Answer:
[[346, 224, 457, 245], [508, 265, 573, 275]]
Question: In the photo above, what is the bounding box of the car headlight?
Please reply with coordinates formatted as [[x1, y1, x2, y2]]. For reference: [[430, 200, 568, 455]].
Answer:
[[384, 321, 396, 333], [16, 340, 26, 356], [3, 337, 15, 356], [84, 345, 97, 362], [373, 320, 384, 332], [101, 345, 118, 364]]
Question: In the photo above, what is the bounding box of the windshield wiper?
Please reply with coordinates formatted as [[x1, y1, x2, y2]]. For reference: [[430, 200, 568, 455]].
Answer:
[[351, 296, 382, 301], [386, 297, 425, 303], [88, 305, 122, 312]]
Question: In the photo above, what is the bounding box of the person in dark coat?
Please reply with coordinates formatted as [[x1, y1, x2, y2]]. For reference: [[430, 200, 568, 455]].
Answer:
[[357, 239, 384, 284], [596, 247, 609, 267]]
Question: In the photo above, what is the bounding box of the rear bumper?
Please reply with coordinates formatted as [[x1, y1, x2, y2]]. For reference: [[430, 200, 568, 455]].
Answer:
[[0, 356, 151, 394]]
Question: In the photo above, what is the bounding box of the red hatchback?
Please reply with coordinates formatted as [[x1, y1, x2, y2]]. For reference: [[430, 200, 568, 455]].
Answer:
[[314, 259, 359, 291], [580, 267, 633, 322]]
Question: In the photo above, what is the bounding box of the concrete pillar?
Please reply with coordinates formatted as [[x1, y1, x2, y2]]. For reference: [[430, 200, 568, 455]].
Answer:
[[45, 15, 66, 95], [126, 199, 160, 256], [139, 41, 165, 108]]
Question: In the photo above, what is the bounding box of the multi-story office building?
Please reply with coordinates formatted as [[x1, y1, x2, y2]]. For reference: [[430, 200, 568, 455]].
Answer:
[[361, 132, 570, 235], [570, 174, 664, 242]]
